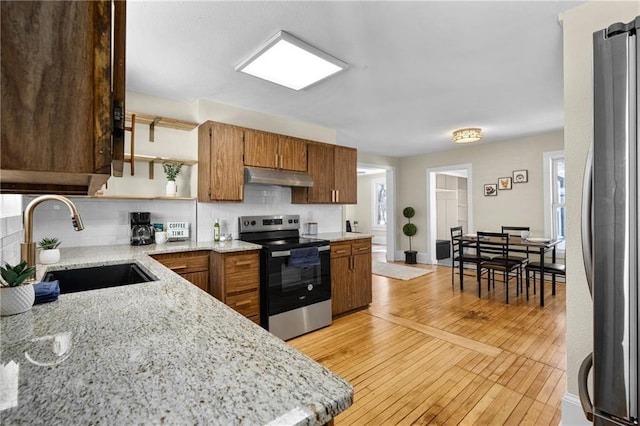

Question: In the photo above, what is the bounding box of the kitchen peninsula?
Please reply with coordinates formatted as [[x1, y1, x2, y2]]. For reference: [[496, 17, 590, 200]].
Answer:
[[0, 242, 353, 425]]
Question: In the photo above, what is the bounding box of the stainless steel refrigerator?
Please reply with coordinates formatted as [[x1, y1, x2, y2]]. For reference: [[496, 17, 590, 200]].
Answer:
[[580, 16, 639, 426]]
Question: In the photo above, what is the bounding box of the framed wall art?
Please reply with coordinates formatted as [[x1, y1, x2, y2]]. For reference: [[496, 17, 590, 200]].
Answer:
[[513, 169, 528, 183], [498, 177, 512, 190], [484, 184, 497, 196]]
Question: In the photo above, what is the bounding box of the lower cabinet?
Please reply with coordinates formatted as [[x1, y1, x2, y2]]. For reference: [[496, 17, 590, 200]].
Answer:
[[330, 238, 372, 316], [210, 250, 261, 324], [151, 250, 210, 292]]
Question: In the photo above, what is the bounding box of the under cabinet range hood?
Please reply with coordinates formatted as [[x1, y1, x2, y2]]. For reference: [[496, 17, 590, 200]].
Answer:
[[244, 167, 313, 187]]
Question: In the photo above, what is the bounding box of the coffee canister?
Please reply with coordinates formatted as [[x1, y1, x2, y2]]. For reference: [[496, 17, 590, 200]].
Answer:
[[308, 222, 318, 235]]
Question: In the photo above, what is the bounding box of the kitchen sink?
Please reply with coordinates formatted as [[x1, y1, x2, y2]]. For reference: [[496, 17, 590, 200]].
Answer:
[[43, 263, 158, 294]]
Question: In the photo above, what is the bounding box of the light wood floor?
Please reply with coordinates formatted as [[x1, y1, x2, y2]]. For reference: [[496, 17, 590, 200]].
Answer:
[[288, 261, 566, 425]]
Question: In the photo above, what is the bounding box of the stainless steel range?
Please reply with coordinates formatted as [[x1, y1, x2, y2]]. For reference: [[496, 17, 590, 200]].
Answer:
[[238, 215, 331, 340]]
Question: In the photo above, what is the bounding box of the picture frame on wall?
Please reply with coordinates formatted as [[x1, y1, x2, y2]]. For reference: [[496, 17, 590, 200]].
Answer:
[[498, 177, 512, 190], [513, 169, 528, 183], [484, 184, 497, 196]]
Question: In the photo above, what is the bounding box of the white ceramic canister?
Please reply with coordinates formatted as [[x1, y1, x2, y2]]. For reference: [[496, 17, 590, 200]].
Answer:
[[308, 222, 318, 235]]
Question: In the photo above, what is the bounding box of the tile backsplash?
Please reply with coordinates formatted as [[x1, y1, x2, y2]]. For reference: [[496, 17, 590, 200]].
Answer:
[[14, 184, 343, 254], [0, 194, 24, 265]]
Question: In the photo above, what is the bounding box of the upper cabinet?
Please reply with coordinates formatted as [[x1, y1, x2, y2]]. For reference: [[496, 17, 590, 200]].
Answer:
[[244, 130, 307, 172], [292, 143, 357, 204], [198, 121, 244, 202], [0, 0, 126, 196]]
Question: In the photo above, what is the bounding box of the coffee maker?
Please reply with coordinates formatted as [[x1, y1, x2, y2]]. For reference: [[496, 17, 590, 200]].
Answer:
[[130, 212, 154, 245]]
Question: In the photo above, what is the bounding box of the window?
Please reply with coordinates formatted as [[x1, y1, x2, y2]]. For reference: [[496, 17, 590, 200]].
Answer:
[[371, 177, 386, 229], [544, 151, 565, 252]]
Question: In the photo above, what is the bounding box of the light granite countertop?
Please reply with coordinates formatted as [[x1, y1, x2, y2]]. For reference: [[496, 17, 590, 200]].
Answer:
[[305, 232, 373, 242], [0, 243, 353, 425]]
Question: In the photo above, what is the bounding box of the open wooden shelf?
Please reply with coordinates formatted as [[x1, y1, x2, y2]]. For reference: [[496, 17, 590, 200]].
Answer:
[[125, 112, 198, 132], [89, 194, 196, 201], [123, 153, 197, 179], [124, 153, 197, 166]]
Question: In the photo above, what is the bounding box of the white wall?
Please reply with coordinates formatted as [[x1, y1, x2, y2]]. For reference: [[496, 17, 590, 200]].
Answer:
[[396, 131, 564, 260], [559, 2, 639, 423]]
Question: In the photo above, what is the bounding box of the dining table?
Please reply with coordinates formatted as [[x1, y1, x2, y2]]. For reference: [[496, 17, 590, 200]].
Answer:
[[458, 233, 563, 307]]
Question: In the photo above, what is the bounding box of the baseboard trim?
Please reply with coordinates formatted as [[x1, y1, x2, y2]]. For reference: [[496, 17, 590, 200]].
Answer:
[[561, 392, 590, 425]]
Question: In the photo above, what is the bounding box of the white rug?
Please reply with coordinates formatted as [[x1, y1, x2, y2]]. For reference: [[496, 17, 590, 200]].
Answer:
[[372, 261, 433, 281]]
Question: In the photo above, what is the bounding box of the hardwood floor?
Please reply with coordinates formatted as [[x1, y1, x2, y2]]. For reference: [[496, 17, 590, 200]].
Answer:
[[288, 263, 566, 425]]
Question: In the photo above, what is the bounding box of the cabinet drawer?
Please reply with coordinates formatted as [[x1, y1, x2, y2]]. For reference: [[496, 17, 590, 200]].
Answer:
[[331, 241, 352, 258], [225, 290, 260, 318], [224, 253, 259, 292], [352, 240, 371, 254], [152, 251, 209, 274]]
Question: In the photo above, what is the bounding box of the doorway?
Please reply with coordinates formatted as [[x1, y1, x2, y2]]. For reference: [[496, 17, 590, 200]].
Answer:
[[344, 163, 396, 262], [426, 164, 473, 265]]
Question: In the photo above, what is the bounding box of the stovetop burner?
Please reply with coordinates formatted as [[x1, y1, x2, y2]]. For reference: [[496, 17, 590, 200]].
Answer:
[[237, 215, 329, 251]]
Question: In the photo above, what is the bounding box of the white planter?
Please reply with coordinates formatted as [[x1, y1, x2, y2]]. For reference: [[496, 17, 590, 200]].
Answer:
[[1, 284, 35, 316], [166, 180, 177, 196], [39, 249, 60, 264]]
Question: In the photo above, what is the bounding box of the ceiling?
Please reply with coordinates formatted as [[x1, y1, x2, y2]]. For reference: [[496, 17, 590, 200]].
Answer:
[[126, 1, 582, 158]]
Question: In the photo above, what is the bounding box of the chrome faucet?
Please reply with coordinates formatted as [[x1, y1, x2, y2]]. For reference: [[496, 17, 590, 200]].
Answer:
[[21, 195, 84, 281]]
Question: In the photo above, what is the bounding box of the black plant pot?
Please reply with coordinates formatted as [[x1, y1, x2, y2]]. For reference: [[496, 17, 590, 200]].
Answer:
[[404, 250, 417, 265]]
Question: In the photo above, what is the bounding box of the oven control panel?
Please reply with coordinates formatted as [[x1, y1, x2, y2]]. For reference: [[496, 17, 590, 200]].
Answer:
[[239, 215, 300, 233]]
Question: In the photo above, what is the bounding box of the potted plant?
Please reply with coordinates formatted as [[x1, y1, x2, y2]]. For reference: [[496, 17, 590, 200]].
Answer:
[[402, 206, 418, 264], [1, 261, 36, 316], [38, 237, 61, 264], [162, 161, 183, 196]]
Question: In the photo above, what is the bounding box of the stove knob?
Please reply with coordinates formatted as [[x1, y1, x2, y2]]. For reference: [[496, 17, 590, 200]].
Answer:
[[288, 219, 293, 224], [251, 220, 256, 226], [294, 219, 299, 223], [243, 220, 250, 226], [307, 284, 313, 291]]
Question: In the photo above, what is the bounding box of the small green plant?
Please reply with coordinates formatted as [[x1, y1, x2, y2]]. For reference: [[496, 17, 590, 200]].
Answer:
[[38, 237, 61, 250], [0, 261, 35, 287], [162, 162, 183, 181]]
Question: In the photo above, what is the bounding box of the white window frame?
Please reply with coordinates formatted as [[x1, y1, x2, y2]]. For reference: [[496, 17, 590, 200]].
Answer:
[[543, 150, 565, 254], [371, 177, 386, 231]]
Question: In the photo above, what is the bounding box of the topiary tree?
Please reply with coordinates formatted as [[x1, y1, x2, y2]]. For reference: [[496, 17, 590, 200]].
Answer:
[[402, 207, 418, 264]]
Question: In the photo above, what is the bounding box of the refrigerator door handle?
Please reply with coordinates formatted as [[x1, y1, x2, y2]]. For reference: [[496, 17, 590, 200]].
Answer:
[[581, 148, 594, 296], [578, 352, 595, 422]]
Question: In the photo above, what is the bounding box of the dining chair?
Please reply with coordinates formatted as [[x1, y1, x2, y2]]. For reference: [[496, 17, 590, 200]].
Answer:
[[525, 261, 565, 301], [476, 232, 523, 304], [450, 226, 490, 289]]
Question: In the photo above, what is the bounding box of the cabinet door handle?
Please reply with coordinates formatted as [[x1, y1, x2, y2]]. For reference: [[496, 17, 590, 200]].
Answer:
[[336, 190, 339, 203], [275, 153, 279, 168], [335, 249, 348, 255], [331, 190, 336, 203], [234, 260, 252, 267], [358, 247, 369, 251], [234, 299, 252, 307], [239, 184, 244, 199], [170, 265, 188, 270]]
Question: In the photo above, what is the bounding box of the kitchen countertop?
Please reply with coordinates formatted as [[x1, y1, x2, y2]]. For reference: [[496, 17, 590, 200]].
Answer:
[[0, 243, 353, 424], [305, 232, 373, 242]]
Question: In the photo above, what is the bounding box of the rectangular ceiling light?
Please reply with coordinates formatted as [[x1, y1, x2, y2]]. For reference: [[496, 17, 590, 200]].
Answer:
[[236, 30, 347, 91]]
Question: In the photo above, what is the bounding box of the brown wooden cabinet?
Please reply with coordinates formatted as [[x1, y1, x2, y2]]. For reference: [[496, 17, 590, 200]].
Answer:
[[198, 121, 245, 202], [0, 0, 126, 195], [244, 130, 307, 172], [210, 250, 260, 324], [330, 238, 372, 316], [292, 143, 357, 204], [151, 250, 210, 292]]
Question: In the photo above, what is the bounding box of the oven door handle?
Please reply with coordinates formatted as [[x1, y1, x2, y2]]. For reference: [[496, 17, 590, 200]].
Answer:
[[271, 245, 330, 258]]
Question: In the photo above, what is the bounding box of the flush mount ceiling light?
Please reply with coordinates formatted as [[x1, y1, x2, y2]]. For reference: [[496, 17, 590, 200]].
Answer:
[[235, 30, 348, 91], [452, 128, 483, 144]]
